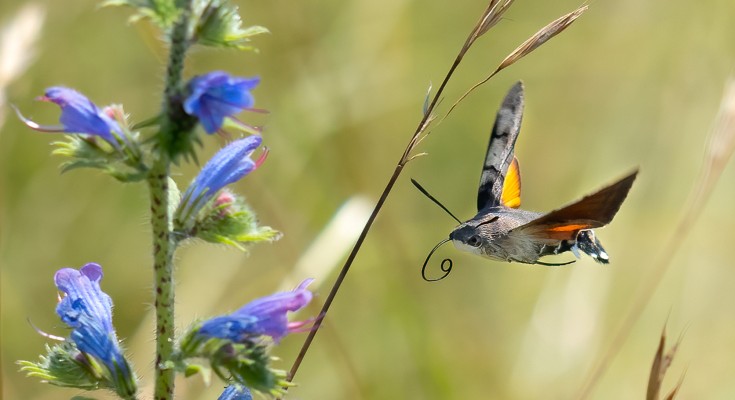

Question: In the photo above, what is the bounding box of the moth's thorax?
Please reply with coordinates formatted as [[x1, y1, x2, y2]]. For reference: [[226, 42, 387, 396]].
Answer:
[[450, 206, 545, 263]]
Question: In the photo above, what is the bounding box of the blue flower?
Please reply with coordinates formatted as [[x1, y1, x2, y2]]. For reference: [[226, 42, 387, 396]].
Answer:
[[183, 71, 261, 134], [178, 280, 311, 395], [179, 135, 265, 221], [198, 279, 314, 344], [15, 87, 123, 147], [55, 263, 136, 396], [218, 384, 253, 400]]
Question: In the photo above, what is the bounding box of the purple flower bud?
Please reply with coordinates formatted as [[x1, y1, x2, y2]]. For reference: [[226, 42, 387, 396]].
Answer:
[[198, 279, 314, 343], [55, 263, 136, 396], [179, 135, 265, 220], [183, 71, 260, 134], [16, 87, 123, 147], [218, 384, 253, 400]]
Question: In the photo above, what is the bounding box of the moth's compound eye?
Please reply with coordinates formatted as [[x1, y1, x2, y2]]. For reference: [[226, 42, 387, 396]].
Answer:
[[467, 235, 482, 247]]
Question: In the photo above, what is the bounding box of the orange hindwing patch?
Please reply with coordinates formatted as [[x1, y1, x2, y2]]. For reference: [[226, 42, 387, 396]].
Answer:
[[501, 157, 522, 208]]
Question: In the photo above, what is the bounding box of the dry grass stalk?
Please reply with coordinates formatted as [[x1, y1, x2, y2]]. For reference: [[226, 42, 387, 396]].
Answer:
[[459, 0, 515, 60], [445, 5, 588, 120], [646, 326, 684, 400], [692, 77, 735, 215], [410, 0, 514, 152], [709, 77, 735, 162], [575, 76, 735, 399], [497, 5, 587, 71], [473, 0, 515, 43]]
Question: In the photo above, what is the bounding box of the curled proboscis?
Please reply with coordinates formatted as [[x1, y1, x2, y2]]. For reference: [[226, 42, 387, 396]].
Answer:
[[421, 238, 454, 282]]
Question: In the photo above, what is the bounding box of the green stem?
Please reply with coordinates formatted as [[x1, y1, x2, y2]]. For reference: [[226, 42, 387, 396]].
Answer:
[[163, 13, 189, 117], [150, 3, 193, 399], [149, 159, 175, 400]]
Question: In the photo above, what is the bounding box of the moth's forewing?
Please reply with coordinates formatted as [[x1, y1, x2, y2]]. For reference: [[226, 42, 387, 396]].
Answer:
[[477, 81, 524, 211], [509, 170, 638, 243]]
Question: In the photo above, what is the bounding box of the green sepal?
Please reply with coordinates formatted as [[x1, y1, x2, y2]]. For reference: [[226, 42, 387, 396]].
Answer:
[[19, 342, 101, 391], [52, 135, 149, 182], [211, 342, 290, 396], [192, 0, 269, 50], [20, 341, 139, 399], [108, 359, 139, 399], [175, 190, 281, 250], [52, 104, 149, 183], [101, 0, 180, 29], [130, 113, 163, 131], [184, 363, 203, 378], [177, 327, 290, 396], [196, 207, 281, 250]]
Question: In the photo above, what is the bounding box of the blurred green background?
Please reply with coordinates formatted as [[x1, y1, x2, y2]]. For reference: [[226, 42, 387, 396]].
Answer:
[[2, 0, 735, 399]]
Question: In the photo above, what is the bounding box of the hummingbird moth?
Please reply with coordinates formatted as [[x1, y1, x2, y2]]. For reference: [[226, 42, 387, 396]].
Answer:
[[417, 81, 637, 281]]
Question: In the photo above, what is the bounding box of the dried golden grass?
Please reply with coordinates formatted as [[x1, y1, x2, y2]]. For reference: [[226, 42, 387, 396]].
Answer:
[[444, 5, 588, 122], [646, 325, 685, 400]]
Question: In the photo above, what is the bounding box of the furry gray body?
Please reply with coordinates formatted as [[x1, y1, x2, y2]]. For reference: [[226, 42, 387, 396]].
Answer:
[[451, 207, 546, 264]]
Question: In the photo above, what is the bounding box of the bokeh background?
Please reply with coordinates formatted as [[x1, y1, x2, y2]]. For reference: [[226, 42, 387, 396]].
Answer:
[[2, 0, 735, 399]]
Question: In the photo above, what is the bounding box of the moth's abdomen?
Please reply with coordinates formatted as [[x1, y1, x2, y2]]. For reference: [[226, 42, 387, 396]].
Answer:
[[575, 230, 609, 264], [539, 229, 609, 264]]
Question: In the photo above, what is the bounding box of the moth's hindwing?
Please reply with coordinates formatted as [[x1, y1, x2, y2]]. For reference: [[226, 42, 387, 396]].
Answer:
[[500, 156, 522, 208]]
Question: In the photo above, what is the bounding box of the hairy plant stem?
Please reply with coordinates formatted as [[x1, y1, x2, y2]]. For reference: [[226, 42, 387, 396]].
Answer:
[[149, 159, 176, 400], [163, 3, 191, 119], [151, 3, 192, 399]]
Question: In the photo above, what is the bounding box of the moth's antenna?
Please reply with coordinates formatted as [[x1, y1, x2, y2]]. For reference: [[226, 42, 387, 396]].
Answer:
[[422, 238, 454, 282], [411, 178, 462, 224]]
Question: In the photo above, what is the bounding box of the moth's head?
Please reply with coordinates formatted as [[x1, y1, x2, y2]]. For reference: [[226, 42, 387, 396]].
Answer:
[[449, 215, 500, 255]]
